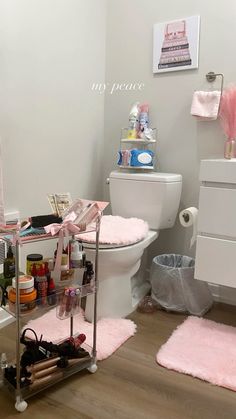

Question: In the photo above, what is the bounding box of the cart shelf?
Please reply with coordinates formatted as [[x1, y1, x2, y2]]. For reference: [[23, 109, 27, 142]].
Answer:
[[121, 138, 156, 144], [1, 282, 95, 319], [4, 345, 93, 401], [118, 165, 154, 170]]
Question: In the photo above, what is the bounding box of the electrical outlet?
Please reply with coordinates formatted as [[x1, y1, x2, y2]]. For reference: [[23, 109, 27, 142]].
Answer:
[[4, 211, 20, 223]]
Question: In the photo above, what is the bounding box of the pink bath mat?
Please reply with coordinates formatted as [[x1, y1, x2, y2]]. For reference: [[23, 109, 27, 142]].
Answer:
[[23, 308, 136, 361], [78, 215, 148, 246], [156, 316, 236, 392]]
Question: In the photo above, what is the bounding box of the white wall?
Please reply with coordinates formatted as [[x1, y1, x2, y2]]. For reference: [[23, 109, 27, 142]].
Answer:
[[1, 1, 236, 302], [0, 0, 107, 219], [104, 0, 236, 262]]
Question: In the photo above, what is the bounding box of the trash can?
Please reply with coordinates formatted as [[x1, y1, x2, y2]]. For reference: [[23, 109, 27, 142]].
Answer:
[[150, 254, 213, 316]]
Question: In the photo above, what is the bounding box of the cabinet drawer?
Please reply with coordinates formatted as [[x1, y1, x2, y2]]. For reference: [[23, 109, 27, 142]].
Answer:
[[198, 186, 236, 237], [195, 235, 236, 287], [200, 159, 236, 183]]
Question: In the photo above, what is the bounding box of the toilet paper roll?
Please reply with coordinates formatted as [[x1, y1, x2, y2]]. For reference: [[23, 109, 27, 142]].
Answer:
[[179, 207, 198, 248]]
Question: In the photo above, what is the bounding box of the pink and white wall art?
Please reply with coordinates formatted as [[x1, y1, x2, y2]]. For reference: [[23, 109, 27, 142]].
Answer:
[[153, 16, 200, 73]]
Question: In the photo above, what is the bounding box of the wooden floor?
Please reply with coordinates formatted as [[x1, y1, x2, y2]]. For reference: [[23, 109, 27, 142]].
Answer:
[[1, 303, 236, 418]]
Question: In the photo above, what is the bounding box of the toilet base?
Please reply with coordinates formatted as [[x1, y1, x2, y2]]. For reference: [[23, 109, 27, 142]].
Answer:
[[84, 231, 158, 321], [85, 262, 140, 322], [85, 262, 151, 321]]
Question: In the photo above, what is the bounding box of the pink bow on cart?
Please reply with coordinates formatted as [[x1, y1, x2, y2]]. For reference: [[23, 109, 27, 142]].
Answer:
[[44, 219, 82, 276]]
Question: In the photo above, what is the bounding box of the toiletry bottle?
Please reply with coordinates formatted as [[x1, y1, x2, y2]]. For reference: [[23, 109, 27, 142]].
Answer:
[[44, 261, 50, 286], [68, 239, 76, 268], [36, 265, 48, 305], [83, 261, 94, 286], [47, 276, 56, 306], [65, 288, 76, 316], [71, 241, 85, 269], [3, 245, 15, 279], [65, 240, 73, 265], [86, 261, 94, 285], [54, 243, 59, 264], [26, 253, 43, 275], [127, 102, 140, 139], [31, 263, 38, 293], [60, 253, 69, 281], [48, 258, 54, 272]]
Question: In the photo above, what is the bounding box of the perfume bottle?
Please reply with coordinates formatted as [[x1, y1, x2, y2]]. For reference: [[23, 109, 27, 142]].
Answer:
[[224, 138, 236, 159], [3, 245, 15, 278]]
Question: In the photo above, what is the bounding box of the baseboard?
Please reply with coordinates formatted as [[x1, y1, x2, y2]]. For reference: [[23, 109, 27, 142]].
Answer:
[[209, 283, 236, 306]]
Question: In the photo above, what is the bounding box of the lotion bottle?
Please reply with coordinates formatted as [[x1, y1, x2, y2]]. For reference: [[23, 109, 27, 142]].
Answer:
[[70, 241, 85, 269]]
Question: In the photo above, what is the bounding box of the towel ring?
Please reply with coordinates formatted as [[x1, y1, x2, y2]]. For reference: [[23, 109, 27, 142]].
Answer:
[[206, 72, 224, 94]]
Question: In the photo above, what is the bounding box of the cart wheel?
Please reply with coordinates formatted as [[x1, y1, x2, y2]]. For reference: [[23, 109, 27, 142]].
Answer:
[[87, 363, 97, 373], [15, 400, 28, 412]]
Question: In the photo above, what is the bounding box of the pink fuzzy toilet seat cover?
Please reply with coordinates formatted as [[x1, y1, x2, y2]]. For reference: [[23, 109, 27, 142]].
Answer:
[[79, 215, 149, 246]]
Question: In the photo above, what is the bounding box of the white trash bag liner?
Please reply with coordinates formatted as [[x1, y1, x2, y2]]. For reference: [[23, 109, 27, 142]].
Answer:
[[150, 254, 213, 316]]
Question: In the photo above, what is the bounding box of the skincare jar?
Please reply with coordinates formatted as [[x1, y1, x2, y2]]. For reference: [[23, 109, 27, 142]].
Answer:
[[26, 254, 43, 275], [12, 275, 34, 295], [8, 288, 37, 314]]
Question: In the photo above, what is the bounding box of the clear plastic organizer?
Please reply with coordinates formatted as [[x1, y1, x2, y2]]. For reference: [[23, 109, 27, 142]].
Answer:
[[1, 282, 95, 319], [56, 282, 94, 320], [118, 127, 157, 169], [120, 127, 157, 143]]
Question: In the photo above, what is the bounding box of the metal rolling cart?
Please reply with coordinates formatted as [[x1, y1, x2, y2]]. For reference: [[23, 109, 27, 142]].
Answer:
[[0, 214, 101, 412]]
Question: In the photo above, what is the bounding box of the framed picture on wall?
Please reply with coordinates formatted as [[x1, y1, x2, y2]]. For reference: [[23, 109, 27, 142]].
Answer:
[[153, 15, 200, 74]]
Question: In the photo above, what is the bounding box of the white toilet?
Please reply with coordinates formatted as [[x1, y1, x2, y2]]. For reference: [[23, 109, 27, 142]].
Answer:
[[83, 170, 182, 321]]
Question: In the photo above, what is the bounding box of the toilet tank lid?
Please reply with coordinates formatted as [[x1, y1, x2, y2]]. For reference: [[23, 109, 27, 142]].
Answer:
[[110, 171, 182, 182]]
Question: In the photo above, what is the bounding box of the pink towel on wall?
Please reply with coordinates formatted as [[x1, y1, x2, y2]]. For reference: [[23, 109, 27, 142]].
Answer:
[[191, 90, 221, 120]]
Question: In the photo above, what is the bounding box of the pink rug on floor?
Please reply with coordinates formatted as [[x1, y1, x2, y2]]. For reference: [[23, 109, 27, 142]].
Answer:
[[156, 316, 236, 392], [23, 308, 136, 361]]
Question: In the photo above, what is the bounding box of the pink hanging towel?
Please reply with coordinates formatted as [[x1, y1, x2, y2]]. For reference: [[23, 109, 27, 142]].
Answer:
[[191, 90, 221, 120]]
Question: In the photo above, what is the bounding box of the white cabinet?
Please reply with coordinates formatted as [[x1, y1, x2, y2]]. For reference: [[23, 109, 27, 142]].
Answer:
[[195, 159, 236, 288]]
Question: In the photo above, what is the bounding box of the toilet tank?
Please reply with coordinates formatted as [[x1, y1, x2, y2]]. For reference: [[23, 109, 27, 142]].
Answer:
[[109, 171, 182, 230]]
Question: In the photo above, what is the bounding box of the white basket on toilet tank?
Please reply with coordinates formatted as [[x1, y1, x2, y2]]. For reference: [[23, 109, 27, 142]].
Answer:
[[80, 170, 182, 321]]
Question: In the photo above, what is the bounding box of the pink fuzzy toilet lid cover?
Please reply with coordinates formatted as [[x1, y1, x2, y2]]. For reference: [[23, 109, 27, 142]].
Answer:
[[78, 215, 149, 246]]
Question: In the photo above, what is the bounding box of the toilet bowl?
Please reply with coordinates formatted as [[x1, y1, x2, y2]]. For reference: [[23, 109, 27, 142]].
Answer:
[[81, 170, 182, 321], [83, 229, 158, 322]]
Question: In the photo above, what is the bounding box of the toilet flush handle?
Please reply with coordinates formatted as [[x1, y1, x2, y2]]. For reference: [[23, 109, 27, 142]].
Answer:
[[106, 178, 110, 185]]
